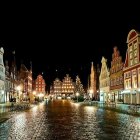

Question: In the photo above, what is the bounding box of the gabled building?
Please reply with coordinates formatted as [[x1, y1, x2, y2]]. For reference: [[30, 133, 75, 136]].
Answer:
[[61, 74, 75, 98], [18, 64, 32, 102], [99, 57, 110, 102], [35, 75, 46, 94], [123, 29, 140, 104], [9, 52, 18, 102], [53, 78, 62, 97], [110, 47, 124, 103]]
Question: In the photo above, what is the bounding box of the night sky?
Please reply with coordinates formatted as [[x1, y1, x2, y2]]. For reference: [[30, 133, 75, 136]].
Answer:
[[0, 4, 140, 91]]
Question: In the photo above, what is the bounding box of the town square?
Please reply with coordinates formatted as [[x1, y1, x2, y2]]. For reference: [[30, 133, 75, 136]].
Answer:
[[1, 3, 140, 140]]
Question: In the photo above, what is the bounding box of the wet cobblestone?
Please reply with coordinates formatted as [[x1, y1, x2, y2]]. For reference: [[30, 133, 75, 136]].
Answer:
[[0, 101, 140, 139]]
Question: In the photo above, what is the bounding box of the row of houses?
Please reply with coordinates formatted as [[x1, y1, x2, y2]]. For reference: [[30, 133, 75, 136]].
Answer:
[[50, 74, 85, 98], [99, 29, 140, 104], [0, 49, 46, 103]]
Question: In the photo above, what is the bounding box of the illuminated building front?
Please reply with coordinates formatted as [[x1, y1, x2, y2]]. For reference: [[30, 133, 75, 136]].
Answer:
[[123, 29, 140, 104], [61, 74, 74, 98], [99, 57, 110, 102], [18, 64, 33, 102], [53, 78, 62, 97], [35, 75, 46, 94], [110, 47, 124, 103]]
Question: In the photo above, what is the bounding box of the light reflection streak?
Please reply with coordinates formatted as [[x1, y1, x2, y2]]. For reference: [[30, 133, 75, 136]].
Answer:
[[84, 106, 96, 114]]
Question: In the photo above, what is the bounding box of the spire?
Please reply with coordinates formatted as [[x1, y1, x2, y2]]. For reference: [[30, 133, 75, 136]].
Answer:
[[91, 62, 94, 72]]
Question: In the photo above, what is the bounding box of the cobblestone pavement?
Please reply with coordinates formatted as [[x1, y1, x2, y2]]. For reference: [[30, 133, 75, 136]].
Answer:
[[0, 100, 140, 140]]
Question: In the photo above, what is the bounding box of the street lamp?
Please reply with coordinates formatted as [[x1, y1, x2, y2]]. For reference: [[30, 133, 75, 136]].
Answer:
[[33, 91, 36, 95], [76, 92, 79, 102]]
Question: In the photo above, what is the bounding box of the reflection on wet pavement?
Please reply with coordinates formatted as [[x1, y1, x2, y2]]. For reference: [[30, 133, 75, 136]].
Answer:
[[0, 100, 140, 140]]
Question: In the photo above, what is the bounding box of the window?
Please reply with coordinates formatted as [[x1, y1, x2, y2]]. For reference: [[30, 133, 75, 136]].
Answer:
[[134, 77, 137, 88], [126, 81, 128, 89], [124, 73, 127, 79], [120, 77, 122, 84], [130, 60, 133, 66], [130, 52, 133, 59], [134, 58, 138, 64], [129, 79, 131, 88], [129, 72, 131, 77], [116, 77, 119, 85], [129, 45, 132, 52], [134, 43, 137, 49], [134, 50, 137, 56]]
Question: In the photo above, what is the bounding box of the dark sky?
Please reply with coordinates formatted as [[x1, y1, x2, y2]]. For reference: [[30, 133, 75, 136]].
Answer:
[[0, 4, 140, 91]]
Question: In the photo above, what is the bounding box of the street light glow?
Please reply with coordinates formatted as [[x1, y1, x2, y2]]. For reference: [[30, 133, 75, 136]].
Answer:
[[76, 92, 79, 96], [16, 86, 21, 91], [33, 91, 36, 95]]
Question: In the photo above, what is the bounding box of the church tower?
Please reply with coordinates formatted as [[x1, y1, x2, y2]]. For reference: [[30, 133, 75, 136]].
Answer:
[[89, 62, 95, 98]]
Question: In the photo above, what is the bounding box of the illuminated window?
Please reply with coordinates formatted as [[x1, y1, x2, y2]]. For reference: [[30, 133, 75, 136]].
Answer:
[[129, 45, 132, 52], [134, 50, 137, 56], [134, 77, 137, 88], [126, 81, 128, 89], [130, 53, 133, 59], [134, 58, 138, 64], [130, 60, 133, 66]]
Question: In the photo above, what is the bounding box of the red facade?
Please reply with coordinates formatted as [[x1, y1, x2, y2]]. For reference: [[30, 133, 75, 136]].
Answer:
[[35, 75, 46, 93]]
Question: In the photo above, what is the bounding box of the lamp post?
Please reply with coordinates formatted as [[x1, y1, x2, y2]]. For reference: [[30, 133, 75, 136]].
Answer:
[[76, 92, 79, 102]]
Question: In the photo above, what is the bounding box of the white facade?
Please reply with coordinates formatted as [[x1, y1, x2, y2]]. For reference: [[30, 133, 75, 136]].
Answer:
[[99, 57, 110, 102], [0, 48, 5, 103]]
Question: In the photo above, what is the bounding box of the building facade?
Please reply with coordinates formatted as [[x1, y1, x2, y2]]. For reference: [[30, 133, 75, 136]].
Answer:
[[99, 57, 110, 102], [18, 64, 33, 102], [5, 61, 11, 102], [0, 48, 5, 103], [110, 47, 124, 103], [61, 74, 75, 98], [9, 53, 18, 102], [123, 29, 140, 104], [53, 78, 62, 97], [35, 75, 46, 94]]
